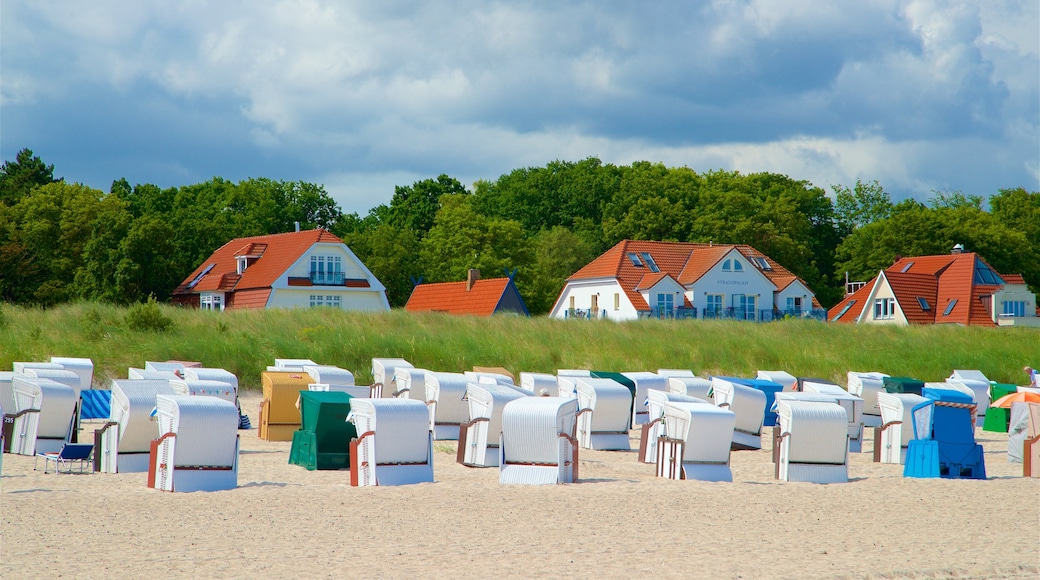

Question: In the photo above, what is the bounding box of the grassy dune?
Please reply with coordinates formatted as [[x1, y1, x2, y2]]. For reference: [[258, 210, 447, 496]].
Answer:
[[0, 302, 1036, 389]]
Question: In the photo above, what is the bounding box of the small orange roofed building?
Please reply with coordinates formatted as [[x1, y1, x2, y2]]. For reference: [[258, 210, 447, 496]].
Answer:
[[829, 244, 1038, 327], [405, 269, 530, 317], [172, 228, 389, 311]]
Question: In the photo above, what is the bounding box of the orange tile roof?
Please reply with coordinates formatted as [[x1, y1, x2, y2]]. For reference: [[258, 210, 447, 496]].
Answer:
[[832, 251, 1010, 327], [405, 277, 525, 316], [884, 272, 940, 324], [1003, 274, 1027, 285], [568, 240, 818, 312], [173, 229, 344, 297], [827, 279, 876, 322]]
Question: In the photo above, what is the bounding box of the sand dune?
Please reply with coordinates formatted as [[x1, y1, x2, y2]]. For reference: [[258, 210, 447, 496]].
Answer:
[[2, 392, 1037, 579]]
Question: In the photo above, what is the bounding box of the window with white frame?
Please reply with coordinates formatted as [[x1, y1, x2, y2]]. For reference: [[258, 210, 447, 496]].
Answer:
[[614, 293, 620, 310], [874, 298, 896, 319], [309, 294, 341, 308], [200, 294, 223, 311], [310, 255, 343, 285], [787, 296, 803, 314], [1002, 300, 1026, 317]]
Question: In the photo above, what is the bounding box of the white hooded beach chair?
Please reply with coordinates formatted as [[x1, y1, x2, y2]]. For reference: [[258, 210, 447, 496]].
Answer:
[[10, 375, 78, 456], [574, 378, 633, 451], [519, 372, 557, 394], [666, 376, 712, 400], [303, 365, 354, 387], [390, 367, 427, 399], [49, 357, 94, 392], [13, 361, 65, 375], [458, 383, 528, 467], [770, 392, 844, 463], [145, 361, 187, 375], [711, 377, 767, 450], [1006, 401, 1040, 467], [151, 395, 239, 492], [98, 380, 176, 473], [183, 367, 240, 393], [801, 381, 865, 453], [874, 392, 930, 464], [757, 371, 798, 392], [499, 397, 579, 485], [556, 376, 579, 398], [128, 367, 180, 380], [268, 358, 319, 372], [349, 398, 434, 486], [465, 371, 514, 387], [656, 401, 736, 482], [657, 369, 696, 378], [847, 372, 889, 428], [1, 370, 13, 400], [372, 358, 413, 398], [424, 371, 470, 440], [944, 372, 990, 425], [639, 390, 708, 463], [170, 379, 236, 405], [622, 372, 668, 426], [776, 400, 849, 483], [20, 367, 80, 394]]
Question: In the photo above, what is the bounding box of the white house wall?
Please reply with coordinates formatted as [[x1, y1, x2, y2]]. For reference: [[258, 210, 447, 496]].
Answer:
[[639, 277, 686, 313], [268, 288, 389, 311], [551, 280, 639, 321], [991, 283, 1038, 323], [856, 273, 908, 325], [685, 250, 775, 317], [775, 280, 816, 312], [271, 242, 390, 311]]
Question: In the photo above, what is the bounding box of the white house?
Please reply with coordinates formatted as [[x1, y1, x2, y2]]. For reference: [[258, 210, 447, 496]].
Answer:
[[172, 229, 389, 311], [549, 240, 822, 321]]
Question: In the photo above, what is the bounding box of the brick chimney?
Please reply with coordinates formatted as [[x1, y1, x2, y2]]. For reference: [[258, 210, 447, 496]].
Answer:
[[466, 269, 480, 291]]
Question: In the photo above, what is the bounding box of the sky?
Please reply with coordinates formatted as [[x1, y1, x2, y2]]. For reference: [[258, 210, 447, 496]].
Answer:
[[2, 1, 1037, 215]]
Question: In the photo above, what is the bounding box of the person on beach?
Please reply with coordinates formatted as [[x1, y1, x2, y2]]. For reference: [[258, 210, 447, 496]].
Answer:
[[1026, 366, 1038, 388]]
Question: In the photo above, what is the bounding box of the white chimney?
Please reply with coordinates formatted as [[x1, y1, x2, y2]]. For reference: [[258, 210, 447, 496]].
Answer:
[[294, 221, 301, 232], [952, 243, 964, 254]]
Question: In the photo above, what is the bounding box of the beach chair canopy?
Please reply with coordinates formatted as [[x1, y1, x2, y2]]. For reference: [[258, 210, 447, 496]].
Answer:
[[372, 358, 413, 396], [666, 376, 711, 400], [575, 378, 633, 450], [153, 394, 239, 492], [128, 367, 179, 381], [349, 398, 433, 486], [183, 368, 240, 392], [170, 379, 236, 404], [303, 365, 354, 387], [519, 372, 557, 394], [49, 357, 94, 392], [776, 400, 849, 483], [11, 375, 77, 455], [757, 371, 797, 391], [656, 369, 696, 378], [391, 367, 427, 399]]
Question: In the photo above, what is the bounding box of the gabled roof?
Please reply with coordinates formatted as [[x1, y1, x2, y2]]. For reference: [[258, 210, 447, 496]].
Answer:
[[828, 278, 876, 323], [405, 277, 528, 317], [829, 251, 1009, 326], [173, 229, 344, 296], [566, 239, 819, 312]]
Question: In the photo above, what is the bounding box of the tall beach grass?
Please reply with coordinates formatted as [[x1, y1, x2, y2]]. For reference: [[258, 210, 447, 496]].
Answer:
[[0, 302, 1035, 389]]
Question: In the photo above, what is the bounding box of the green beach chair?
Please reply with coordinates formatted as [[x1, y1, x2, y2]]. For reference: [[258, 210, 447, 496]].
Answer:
[[289, 391, 356, 471], [882, 377, 924, 396], [982, 383, 1018, 433]]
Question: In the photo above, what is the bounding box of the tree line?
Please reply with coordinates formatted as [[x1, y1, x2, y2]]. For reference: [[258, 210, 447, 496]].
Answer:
[[2, 148, 1037, 312]]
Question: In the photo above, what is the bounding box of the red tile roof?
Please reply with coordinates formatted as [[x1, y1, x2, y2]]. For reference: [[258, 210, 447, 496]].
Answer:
[[173, 229, 344, 297], [1003, 274, 1027, 285], [405, 277, 523, 316], [567, 240, 819, 312], [829, 251, 1007, 326], [884, 272, 940, 324], [828, 279, 876, 323]]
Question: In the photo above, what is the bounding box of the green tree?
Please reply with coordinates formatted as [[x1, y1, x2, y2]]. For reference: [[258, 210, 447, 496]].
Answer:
[[0, 148, 59, 206], [832, 179, 893, 236], [526, 226, 596, 314], [419, 194, 532, 298], [388, 175, 468, 234], [343, 224, 422, 307]]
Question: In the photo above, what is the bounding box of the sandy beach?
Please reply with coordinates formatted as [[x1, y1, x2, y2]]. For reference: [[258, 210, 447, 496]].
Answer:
[[2, 391, 1037, 579]]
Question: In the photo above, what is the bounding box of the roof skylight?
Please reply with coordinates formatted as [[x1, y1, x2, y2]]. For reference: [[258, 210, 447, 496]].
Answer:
[[942, 299, 957, 316], [916, 297, 930, 311], [639, 252, 660, 273], [627, 253, 643, 267]]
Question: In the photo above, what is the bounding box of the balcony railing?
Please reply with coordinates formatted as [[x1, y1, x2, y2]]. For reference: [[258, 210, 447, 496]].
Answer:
[[561, 305, 829, 322], [310, 271, 345, 286], [564, 308, 608, 319], [643, 306, 697, 320]]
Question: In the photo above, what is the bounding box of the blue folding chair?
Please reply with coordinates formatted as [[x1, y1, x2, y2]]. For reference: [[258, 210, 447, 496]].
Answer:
[[35, 443, 94, 474]]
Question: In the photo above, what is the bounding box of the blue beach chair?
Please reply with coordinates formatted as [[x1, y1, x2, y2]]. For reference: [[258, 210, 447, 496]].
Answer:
[[35, 443, 94, 474], [904, 388, 985, 479]]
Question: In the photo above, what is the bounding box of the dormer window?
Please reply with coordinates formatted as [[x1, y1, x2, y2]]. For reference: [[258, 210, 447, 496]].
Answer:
[[237, 256, 248, 275]]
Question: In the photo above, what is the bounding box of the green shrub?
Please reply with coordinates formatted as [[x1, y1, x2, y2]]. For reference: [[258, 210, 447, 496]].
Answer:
[[125, 297, 173, 332]]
